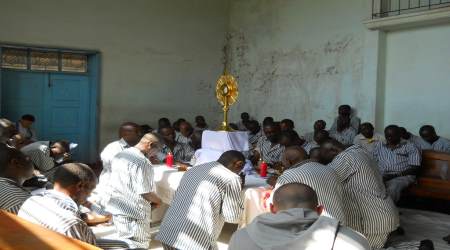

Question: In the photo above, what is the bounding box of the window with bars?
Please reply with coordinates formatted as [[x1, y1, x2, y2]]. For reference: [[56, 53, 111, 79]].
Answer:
[[1, 48, 88, 73], [372, 0, 450, 18]]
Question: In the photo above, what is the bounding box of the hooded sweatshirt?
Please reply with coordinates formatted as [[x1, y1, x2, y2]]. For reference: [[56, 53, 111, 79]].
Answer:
[[228, 208, 369, 250]]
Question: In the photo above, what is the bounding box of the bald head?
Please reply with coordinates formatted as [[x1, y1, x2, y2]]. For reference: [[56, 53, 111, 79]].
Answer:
[[273, 183, 318, 212], [419, 125, 439, 144], [53, 163, 97, 205], [282, 146, 307, 168]]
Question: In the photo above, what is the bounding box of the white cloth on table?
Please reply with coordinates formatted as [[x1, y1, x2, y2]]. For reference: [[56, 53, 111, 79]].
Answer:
[[202, 130, 249, 152]]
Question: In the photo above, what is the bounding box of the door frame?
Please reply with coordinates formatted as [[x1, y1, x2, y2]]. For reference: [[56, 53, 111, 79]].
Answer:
[[0, 44, 101, 163]]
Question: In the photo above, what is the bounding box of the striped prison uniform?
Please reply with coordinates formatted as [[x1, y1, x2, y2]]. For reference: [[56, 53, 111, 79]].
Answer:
[[0, 177, 31, 214], [255, 136, 285, 165], [20, 141, 55, 175], [327, 145, 399, 249], [158, 142, 195, 163], [248, 130, 263, 149], [156, 161, 244, 250], [416, 136, 450, 153], [107, 147, 154, 249], [275, 161, 347, 225], [18, 190, 129, 249], [91, 138, 130, 209], [372, 142, 421, 203], [330, 115, 361, 133], [330, 127, 357, 146], [175, 133, 191, 144]]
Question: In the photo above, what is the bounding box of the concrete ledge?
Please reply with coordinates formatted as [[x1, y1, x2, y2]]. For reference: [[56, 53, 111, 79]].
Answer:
[[364, 7, 450, 31]]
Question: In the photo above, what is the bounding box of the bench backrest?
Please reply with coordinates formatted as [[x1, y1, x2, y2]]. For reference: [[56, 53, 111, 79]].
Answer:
[[421, 150, 450, 181]]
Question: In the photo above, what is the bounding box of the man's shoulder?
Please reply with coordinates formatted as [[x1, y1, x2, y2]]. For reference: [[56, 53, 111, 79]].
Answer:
[[229, 227, 256, 250]]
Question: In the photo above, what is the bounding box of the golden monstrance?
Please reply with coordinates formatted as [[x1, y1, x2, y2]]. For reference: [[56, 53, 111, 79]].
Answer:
[[216, 73, 238, 131]]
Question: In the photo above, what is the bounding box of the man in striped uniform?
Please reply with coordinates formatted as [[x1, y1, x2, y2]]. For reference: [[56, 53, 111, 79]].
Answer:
[[353, 122, 385, 154], [156, 150, 246, 250], [252, 122, 284, 167], [107, 133, 162, 249], [417, 125, 450, 153], [0, 144, 33, 214], [302, 120, 327, 143], [279, 130, 315, 154], [92, 122, 141, 208], [274, 146, 347, 224], [18, 163, 128, 249], [321, 139, 400, 249], [330, 104, 361, 133], [330, 116, 357, 146], [175, 121, 193, 144], [246, 120, 263, 150], [158, 126, 195, 163], [373, 125, 421, 203]]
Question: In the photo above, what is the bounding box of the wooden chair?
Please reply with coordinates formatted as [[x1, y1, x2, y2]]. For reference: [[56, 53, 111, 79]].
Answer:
[[407, 150, 450, 201], [0, 210, 100, 250]]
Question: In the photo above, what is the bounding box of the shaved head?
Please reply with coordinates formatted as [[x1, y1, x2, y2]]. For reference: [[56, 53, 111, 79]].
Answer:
[[273, 183, 318, 211], [282, 146, 307, 168], [319, 139, 345, 164]]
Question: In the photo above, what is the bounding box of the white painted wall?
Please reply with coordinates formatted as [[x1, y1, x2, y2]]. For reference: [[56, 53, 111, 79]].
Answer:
[[0, 0, 228, 148], [381, 24, 450, 138], [227, 0, 373, 134]]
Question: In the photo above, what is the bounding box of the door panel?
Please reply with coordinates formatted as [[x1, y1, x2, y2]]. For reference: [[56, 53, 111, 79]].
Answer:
[[1, 71, 46, 137], [44, 74, 90, 162]]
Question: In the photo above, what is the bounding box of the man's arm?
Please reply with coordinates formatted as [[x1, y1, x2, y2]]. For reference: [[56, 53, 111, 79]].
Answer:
[[141, 192, 162, 208]]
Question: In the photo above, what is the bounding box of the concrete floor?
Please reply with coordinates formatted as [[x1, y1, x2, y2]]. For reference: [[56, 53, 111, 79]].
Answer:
[[149, 223, 238, 250]]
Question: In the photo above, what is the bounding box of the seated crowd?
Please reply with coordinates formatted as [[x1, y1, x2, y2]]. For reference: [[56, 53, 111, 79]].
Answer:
[[1, 104, 449, 250]]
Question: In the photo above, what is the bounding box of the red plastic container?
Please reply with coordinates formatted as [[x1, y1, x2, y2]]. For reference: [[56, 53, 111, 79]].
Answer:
[[260, 161, 268, 177], [166, 152, 174, 167]]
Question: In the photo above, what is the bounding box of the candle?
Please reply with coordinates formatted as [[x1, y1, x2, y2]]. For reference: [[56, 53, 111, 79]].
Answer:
[[166, 152, 174, 167], [260, 161, 268, 177]]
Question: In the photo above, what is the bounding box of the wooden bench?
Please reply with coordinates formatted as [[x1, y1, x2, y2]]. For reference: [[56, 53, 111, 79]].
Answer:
[[407, 150, 450, 201], [0, 210, 100, 250]]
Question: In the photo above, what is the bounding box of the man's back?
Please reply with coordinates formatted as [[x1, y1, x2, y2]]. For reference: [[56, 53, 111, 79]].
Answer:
[[18, 190, 96, 245], [156, 161, 243, 250], [276, 162, 347, 224], [328, 146, 399, 234], [0, 177, 30, 214], [228, 208, 369, 250], [20, 141, 54, 173]]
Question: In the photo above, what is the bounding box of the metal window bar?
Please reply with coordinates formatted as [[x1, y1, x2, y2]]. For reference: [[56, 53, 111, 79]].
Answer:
[[372, 0, 450, 18]]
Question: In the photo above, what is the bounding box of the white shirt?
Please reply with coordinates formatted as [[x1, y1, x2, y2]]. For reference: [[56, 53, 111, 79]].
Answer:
[[16, 122, 37, 141]]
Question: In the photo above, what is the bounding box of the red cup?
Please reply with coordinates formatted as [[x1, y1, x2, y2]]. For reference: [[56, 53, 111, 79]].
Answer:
[[166, 152, 174, 167], [260, 161, 268, 177]]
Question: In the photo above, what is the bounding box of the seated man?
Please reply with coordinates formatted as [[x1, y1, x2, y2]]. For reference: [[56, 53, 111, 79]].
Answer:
[[330, 116, 357, 146], [16, 114, 37, 143], [330, 104, 361, 133], [373, 125, 421, 203], [107, 133, 162, 249], [92, 122, 141, 208], [20, 140, 71, 179], [399, 127, 421, 146], [0, 144, 33, 214], [159, 126, 195, 164], [176, 121, 193, 144], [246, 120, 263, 150], [229, 183, 370, 250], [310, 129, 331, 148], [280, 119, 295, 132], [279, 130, 314, 154], [18, 163, 127, 249], [157, 150, 245, 250], [194, 115, 208, 131], [275, 146, 347, 224], [251, 122, 285, 168], [417, 125, 450, 153], [302, 119, 326, 142], [237, 112, 251, 131], [155, 117, 171, 133], [321, 139, 399, 249], [353, 122, 385, 154]]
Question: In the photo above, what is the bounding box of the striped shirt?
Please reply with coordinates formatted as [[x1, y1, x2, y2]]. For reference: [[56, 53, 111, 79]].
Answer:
[[0, 177, 31, 214], [330, 115, 361, 132], [275, 161, 347, 224], [156, 161, 244, 250], [301, 141, 315, 154], [372, 141, 421, 175], [18, 190, 96, 245], [330, 127, 357, 146], [256, 136, 285, 165], [175, 133, 191, 144], [20, 141, 54, 173], [327, 145, 399, 235], [107, 147, 154, 220], [353, 133, 385, 154], [248, 130, 263, 149], [302, 131, 314, 142], [416, 136, 450, 153], [159, 142, 195, 163]]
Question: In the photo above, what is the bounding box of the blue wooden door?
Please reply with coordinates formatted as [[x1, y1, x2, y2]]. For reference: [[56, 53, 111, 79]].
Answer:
[[1, 71, 91, 162]]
